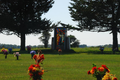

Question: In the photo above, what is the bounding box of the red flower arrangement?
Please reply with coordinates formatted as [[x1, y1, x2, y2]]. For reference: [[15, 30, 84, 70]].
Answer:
[[28, 50, 45, 80], [28, 64, 44, 80], [33, 54, 45, 64], [87, 64, 117, 80]]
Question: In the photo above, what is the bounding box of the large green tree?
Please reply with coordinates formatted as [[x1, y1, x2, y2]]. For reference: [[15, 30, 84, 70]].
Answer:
[[0, 0, 54, 51], [69, 0, 120, 51]]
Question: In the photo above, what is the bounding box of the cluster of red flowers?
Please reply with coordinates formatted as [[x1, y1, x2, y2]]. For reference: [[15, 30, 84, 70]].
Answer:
[[87, 64, 117, 80], [28, 50, 45, 80], [28, 64, 44, 80], [87, 65, 110, 75], [33, 54, 45, 64]]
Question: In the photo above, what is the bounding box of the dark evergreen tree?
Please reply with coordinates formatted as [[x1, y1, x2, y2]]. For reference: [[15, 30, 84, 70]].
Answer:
[[0, 0, 54, 51], [69, 0, 120, 51]]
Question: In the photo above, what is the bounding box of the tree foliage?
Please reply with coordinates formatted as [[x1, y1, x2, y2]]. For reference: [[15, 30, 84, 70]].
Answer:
[[38, 30, 51, 48], [68, 35, 76, 43], [71, 40, 80, 47], [69, 0, 120, 51], [68, 35, 80, 47], [0, 0, 54, 51]]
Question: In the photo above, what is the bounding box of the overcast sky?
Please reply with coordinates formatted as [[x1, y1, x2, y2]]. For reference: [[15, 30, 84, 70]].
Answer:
[[0, 0, 119, 46]]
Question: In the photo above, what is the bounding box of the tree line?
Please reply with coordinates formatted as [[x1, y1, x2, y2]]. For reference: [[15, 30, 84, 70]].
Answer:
[[0, 43, 20, 49], [0, 43, 51, 49], [1, 43, 120, 49]]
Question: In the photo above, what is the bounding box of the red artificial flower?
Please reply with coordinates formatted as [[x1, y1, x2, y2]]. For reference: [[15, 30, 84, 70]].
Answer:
[[90, 69, 94, 74], [87, 70, 91, 74], [36, 54, 45, 64], [92, 67, 97, 70], [29, 73, 33, 78], [28, 64, 35, 71], [102, 65, 108, 70], [101, 65, 110, 73], [35, 64, 40, 68], [32, 67, 37, 72], [33, 55, 37, 59], [40, 54, 45, 59], [113, 77, 118, 80], [28, 67, 33, 71], [38, 70, 44, 75], [98, 67, 104, 72]]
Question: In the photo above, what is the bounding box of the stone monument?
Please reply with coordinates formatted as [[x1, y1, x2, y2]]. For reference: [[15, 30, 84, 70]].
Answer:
[[51, 27, 70, 50]]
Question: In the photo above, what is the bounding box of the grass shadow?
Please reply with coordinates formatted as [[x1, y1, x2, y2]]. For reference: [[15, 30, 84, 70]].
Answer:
[[1, 48, 120, 55], [0, 49, 76, 54], [75, 50, 120, 55], [35, 49, 76, 54]]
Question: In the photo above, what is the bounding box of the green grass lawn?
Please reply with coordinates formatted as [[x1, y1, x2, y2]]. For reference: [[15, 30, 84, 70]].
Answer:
[[0, 51, 120, 80]]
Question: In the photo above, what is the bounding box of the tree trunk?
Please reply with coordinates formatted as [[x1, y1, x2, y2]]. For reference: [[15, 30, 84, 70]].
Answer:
[[112, 28, 118, 52], [44, 35, 48, 48], [45, 40, 48, 48], [20, 32, 26, 51]]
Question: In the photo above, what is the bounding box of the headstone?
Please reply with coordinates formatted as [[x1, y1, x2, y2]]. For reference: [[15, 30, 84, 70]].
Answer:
[[51, 27, 70, 50]]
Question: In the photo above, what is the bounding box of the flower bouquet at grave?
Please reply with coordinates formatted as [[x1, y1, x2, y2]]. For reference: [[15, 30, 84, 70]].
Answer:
[[30, 50, 36, 59], [87, 64, 117, 80], [33, 50, 45, 64], [27, 46, 31, 53], [8, 48, 12, 53], [87, 64, 110, 80], [28, 64, 44, 80], [1, 48, 8, 59], [13, 52, 21, 60], [28, 50, 45, 80]]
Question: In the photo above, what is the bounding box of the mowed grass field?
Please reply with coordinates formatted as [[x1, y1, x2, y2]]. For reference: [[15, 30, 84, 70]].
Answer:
[[0, 48, 120, 80]]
